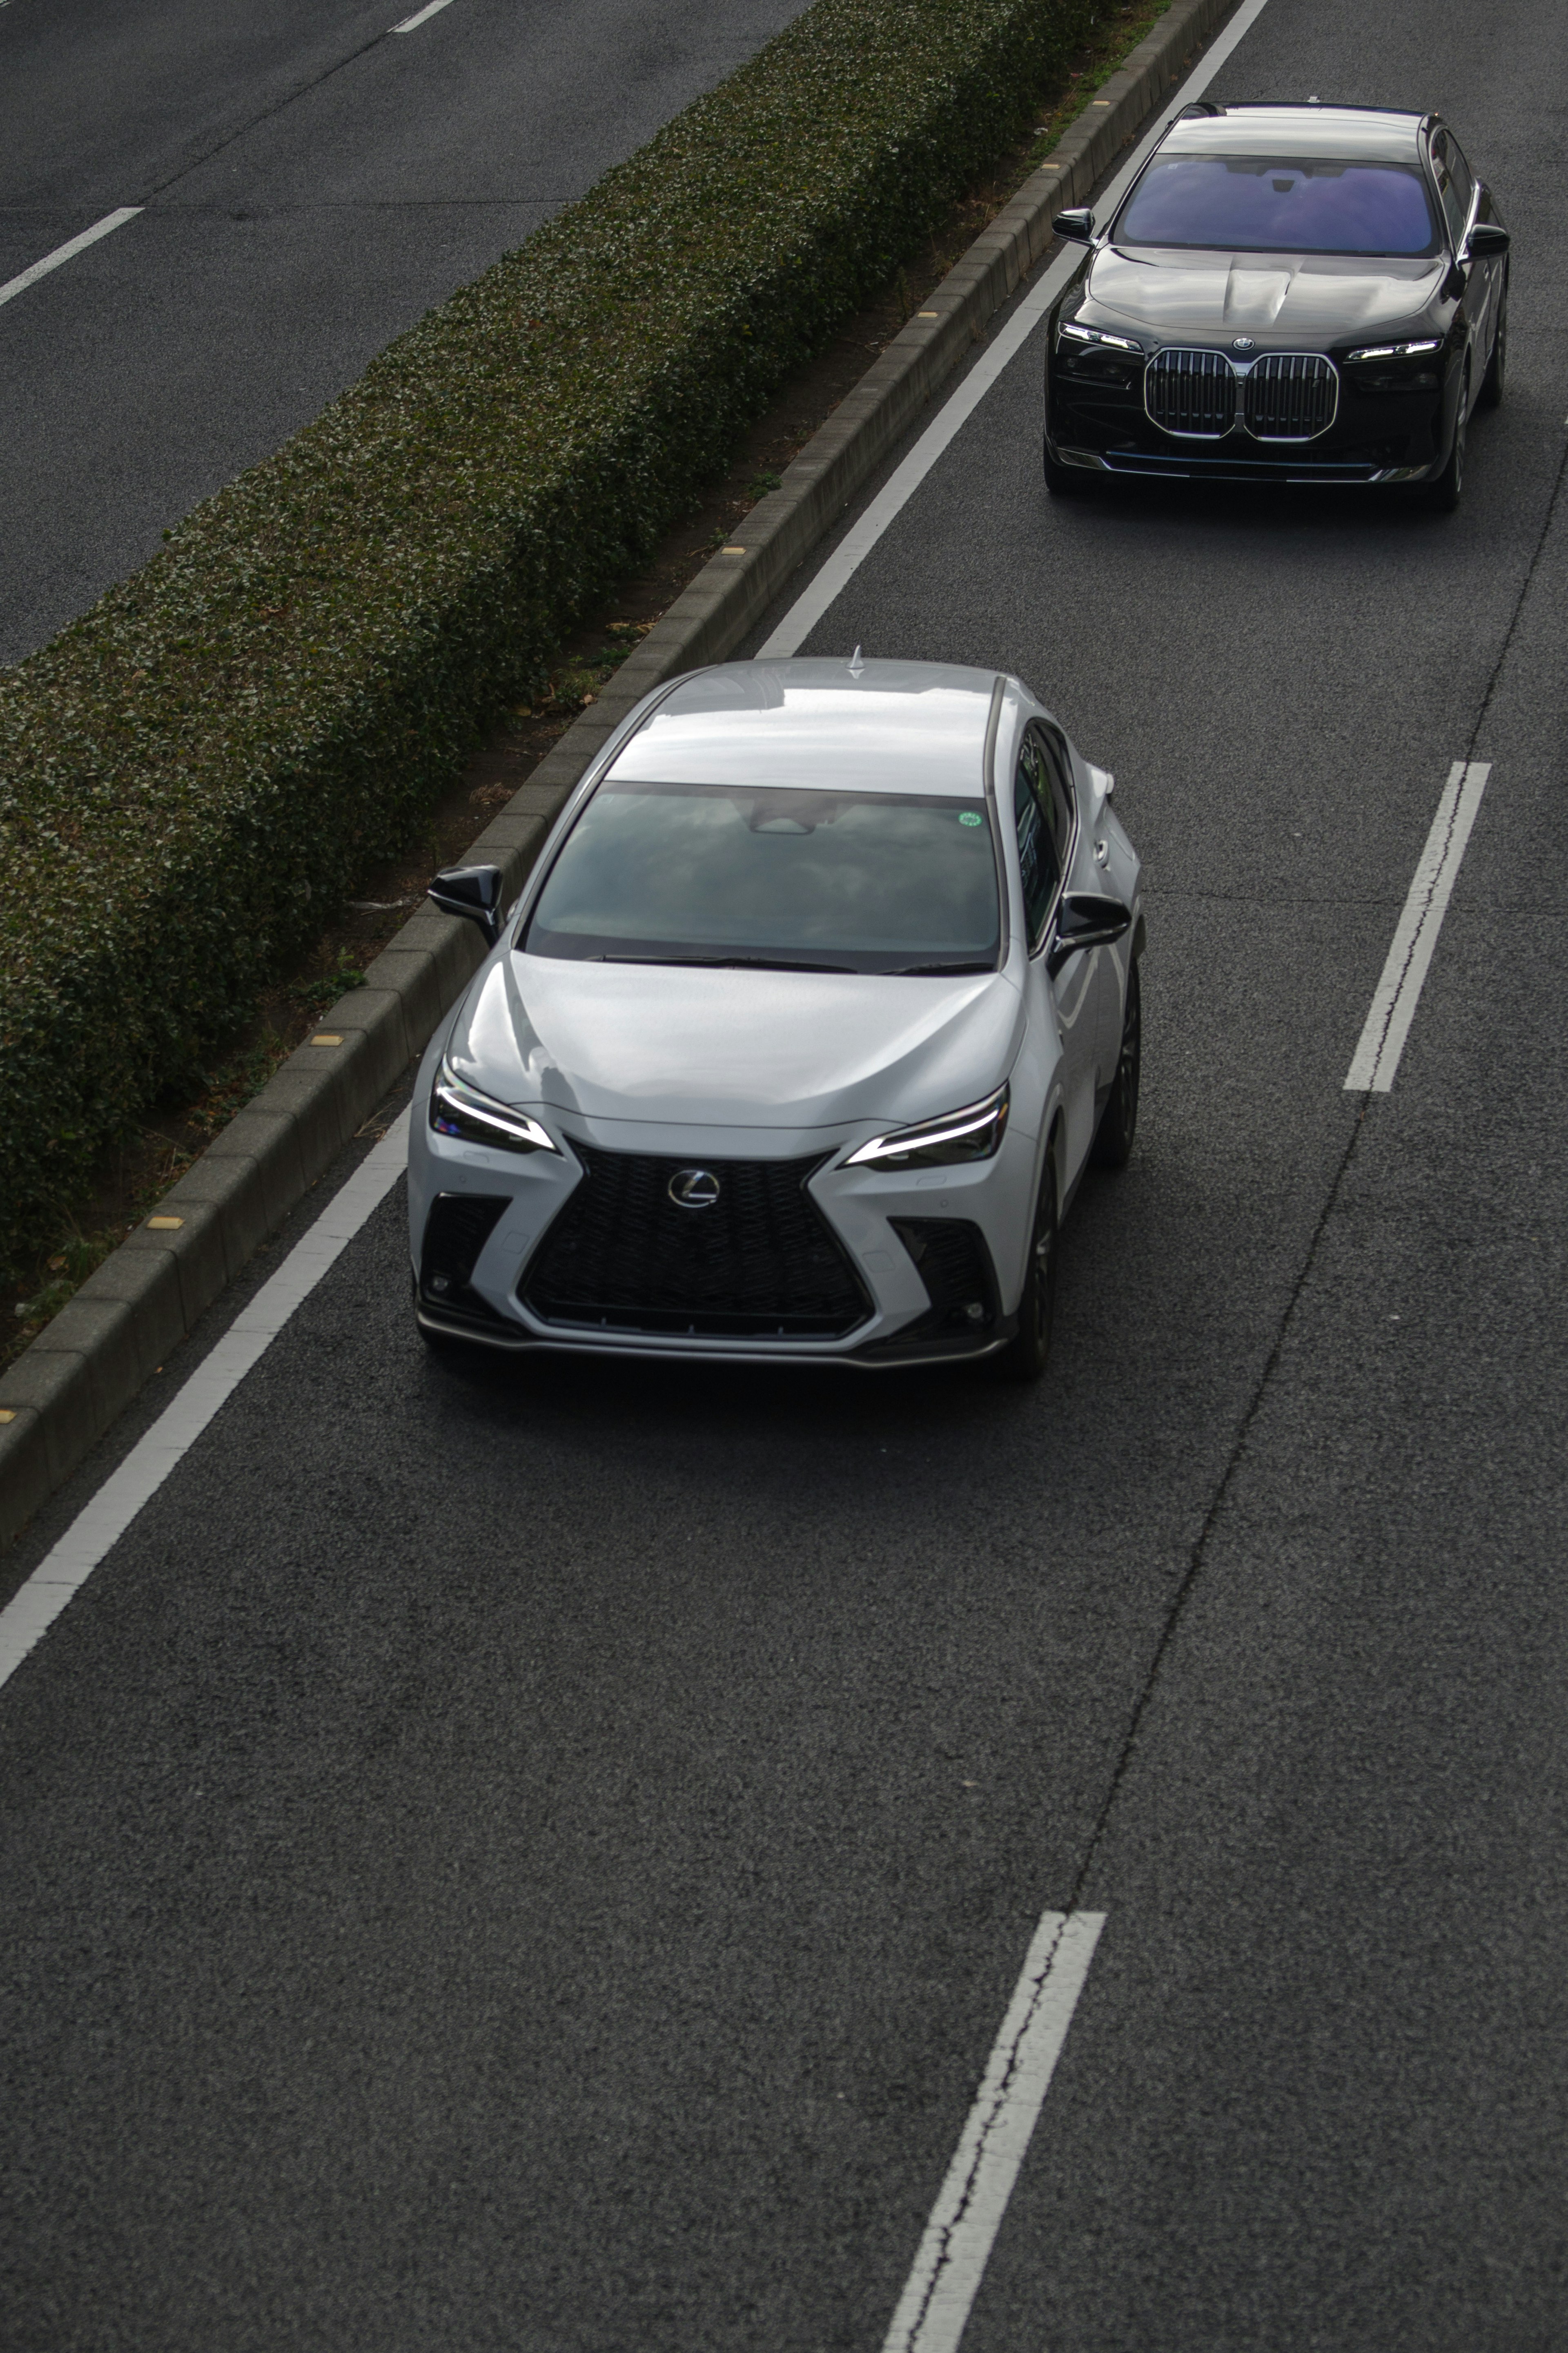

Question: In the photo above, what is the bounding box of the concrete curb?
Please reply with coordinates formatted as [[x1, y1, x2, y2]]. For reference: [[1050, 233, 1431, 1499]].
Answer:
[[0, 0, 1238, 1550]]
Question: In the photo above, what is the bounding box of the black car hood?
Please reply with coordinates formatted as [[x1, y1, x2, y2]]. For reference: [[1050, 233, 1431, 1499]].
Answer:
[[1086, 245, 1445, 340]]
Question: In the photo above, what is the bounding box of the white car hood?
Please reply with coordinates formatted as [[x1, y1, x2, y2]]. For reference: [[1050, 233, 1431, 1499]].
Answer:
[[447, 952, 1025, 1131], [1089, 244, 1444, 336]]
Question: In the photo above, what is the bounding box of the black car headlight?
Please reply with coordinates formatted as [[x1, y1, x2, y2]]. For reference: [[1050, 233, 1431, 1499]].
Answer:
[[1058, 320, 1144, 354], [846, 1084, 1010, 1171], [1344, 337, 1443, 390], [428, 1057, 559, 1154], [1346, 338, 1441, 362]]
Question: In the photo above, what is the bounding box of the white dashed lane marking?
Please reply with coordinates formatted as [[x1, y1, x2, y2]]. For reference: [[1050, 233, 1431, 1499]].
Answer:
[[1344, 760, 1492, 1093], [0, 208, 142, 311], [881, 1910, 1105, 2353]]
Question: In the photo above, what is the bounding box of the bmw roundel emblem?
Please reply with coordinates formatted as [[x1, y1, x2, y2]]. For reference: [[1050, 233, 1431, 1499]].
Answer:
[[1232, 335, 1256, 351], [668, 1167, 721, 1209]]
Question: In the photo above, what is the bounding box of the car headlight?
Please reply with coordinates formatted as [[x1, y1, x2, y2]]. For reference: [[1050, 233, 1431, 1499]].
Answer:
[[428, 1057, 559, 1154], [1346, 338, 1441, 361], [846, 1084, 1010, 1170], [1058, 320, 1144, 353]]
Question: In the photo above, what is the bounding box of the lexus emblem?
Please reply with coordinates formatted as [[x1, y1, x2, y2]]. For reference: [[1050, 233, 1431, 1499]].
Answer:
[[1232, 335, 1256, 351], [668, 1167, 721, 1209]]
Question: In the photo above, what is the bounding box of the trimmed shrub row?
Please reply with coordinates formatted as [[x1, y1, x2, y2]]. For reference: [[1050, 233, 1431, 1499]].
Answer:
[[0, 0, 1096, 1239]]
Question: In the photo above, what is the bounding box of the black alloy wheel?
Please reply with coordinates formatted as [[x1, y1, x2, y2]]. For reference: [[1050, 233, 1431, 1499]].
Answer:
[[1479, 282, 1508, 410], [995, 1147, 1059, 1382], [1091, 959, 1141, 1169], [1428, 370, 1468, 511]]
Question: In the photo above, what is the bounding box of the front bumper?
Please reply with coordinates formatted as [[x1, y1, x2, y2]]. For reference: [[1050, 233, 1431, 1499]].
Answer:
[[1047, 343, 1450, 484], [407, 1097, 1041, 1369]]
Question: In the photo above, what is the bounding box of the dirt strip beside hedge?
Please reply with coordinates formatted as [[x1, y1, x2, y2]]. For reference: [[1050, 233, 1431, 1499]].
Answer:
[[0, 0, 1238, 1553]]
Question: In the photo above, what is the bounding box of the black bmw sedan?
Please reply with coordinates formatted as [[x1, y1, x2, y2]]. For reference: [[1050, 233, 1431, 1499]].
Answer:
[[1044, 103, 1508, 508]]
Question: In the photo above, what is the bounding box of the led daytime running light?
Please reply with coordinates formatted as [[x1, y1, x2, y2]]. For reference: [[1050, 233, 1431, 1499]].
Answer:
[[1060, 321, 1142, 353], [429, 1057, 558, 1154], [1347, 338, 1441, 361], [847, 1084, 1010, 1170]]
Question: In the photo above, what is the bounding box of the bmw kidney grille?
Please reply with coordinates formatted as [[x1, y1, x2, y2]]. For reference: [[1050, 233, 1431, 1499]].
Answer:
[[1145, 347, 1339, 442]]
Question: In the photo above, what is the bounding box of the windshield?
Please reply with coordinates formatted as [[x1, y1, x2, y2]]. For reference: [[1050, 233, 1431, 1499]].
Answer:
[[523, 779, 1001, 975], [1117, 156, 1441, 256]]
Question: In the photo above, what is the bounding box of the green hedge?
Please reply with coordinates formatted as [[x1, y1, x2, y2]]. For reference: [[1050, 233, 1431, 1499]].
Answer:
[[0, 0, 1095, 1238]]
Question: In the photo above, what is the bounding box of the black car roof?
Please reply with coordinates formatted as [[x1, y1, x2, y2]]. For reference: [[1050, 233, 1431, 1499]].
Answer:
[[1162, 103, 1427, 165]]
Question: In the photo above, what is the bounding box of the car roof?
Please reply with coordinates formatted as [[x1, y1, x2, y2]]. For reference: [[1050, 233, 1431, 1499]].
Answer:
[[1160, 103, 1427, 166], [608, 658, 1001, 798]]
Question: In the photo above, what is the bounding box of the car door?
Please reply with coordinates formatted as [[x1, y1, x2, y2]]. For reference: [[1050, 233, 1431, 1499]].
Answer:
[[1013, 725, 1099, 1182]]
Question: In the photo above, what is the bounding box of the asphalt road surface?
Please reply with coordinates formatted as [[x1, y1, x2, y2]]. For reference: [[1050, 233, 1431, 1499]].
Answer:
[[5, 0, 1568, 2344], [0, 0, 810, 667]]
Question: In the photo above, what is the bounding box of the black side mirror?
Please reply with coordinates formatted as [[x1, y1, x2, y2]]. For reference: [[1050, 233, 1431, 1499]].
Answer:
[[1053, 208, 1095, 244], [428, 863, 505, 949], [1047, 892, 1131, 977], [1463, 220, 1510, 259]]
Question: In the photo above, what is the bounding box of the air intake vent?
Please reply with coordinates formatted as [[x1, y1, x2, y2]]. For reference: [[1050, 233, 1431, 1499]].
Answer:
[[1244, 351, 1338, 439], [1145, 348, 1236, 437], [889, 1219, 1000, 1339], [421, 1192, 509, 1325]]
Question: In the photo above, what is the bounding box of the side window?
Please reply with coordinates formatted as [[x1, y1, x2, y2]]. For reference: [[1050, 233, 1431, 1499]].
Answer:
[[1013, 735, 1060, 945], [1430, 131, 1470, 248], [1447, 134, 1476, 231], [1036, 731, 1078, 876]]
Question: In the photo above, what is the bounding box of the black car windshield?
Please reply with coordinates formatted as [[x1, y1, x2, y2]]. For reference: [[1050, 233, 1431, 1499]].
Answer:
[[523, 779, 1001, 975], [1116, 156, 1441, 256]]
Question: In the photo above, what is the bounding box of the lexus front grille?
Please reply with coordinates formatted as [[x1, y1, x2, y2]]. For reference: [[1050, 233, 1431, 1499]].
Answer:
[[521, 1146, 872, 1339], [1145, 348, 1236, 438], [1244, 352, 1338, 439]]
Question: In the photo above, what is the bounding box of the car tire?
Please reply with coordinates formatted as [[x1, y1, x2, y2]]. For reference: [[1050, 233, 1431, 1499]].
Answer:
[[1478, 284, 1508, 410], [1427, 374, 1468, 511], [994, 1147, 1059, 1382], [1091, 959, 1141, 1169], [1043, 435, 1083, 498]]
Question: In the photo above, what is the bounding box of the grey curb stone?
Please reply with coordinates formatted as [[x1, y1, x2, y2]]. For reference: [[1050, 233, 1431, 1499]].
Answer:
[[0, 0, 1237, 1554]]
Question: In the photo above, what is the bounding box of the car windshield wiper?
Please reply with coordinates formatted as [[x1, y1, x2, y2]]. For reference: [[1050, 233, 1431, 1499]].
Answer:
[[597, 953, 854, 973], [888, 959, 995, 975]]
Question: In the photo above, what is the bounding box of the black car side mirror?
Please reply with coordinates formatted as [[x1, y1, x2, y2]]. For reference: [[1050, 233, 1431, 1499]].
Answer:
[[428, 863, 505, 948], [1463, 220, 1510, 259], [1053, 208, 1096, 244], [1047, 892, 1132, 976]]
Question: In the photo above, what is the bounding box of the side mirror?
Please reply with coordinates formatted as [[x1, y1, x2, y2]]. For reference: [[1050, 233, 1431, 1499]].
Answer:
[[1047, 892, 1131, 977], [1053, 208, 1096, 244], [1463, 219, 1510, 259], [428, 863, 505, 949]]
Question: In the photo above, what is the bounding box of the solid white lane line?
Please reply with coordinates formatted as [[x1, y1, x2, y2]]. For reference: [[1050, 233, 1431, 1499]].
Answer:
[[392, 0, 456, 29], [881, 1909, 1105, 2353], [0, 1111, 412, 1696], [0, 208, 143, 311], [756, 0, 1278, 658], [1343, 761, 1492, 1093]]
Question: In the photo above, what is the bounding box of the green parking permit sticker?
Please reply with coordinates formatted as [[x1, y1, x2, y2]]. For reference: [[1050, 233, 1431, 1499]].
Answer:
[[959, 811, 982, 826]]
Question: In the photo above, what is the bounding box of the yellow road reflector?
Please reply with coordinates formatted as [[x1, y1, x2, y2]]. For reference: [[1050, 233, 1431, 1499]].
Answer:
[[918, 310, 939, 319], [147, 1215, 184, 1230], [0, 1409, 16, 1425], [310, 1033, 343, 1047], [722, 545, 746, 555]]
